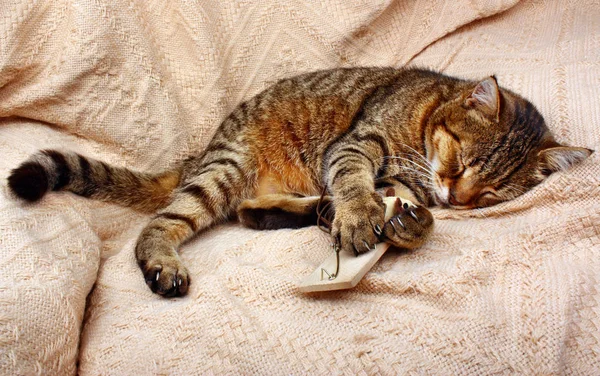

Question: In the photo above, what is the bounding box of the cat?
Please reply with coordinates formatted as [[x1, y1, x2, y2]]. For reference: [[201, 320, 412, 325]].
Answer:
[[7, 67, 592, 298]]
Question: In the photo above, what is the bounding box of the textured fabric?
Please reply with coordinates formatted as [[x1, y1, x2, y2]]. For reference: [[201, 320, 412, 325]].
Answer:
[[0, 0, 598, 374]]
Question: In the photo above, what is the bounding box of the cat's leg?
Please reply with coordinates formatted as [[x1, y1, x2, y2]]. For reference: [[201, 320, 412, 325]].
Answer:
[[324, 123, 432, 255], [324, 125, 391, 255], [237, 188, 433, 250], [237, 194, 332, 230], [136, 155, 254, 297]]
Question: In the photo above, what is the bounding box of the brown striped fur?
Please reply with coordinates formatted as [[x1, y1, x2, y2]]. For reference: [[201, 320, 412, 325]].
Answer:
[[8, 68, 592, 297]]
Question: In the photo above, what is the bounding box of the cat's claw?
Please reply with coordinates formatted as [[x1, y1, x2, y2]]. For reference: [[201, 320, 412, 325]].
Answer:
[[395, 217, 406, 230], [142, 258, 190, 298], [382, 206, 434, 249], [409, 210, 419, 221], [362, 240, 375, 251]]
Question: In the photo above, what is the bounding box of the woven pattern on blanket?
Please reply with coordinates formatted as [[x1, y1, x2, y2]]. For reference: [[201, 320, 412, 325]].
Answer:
[[0, 0, 599, 375]]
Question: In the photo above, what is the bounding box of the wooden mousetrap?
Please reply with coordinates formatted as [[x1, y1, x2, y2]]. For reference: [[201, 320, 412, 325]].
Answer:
[[299, 194, 417, 293]]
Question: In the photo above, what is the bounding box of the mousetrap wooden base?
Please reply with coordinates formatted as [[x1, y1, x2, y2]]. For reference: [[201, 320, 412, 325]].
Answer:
[[299, 195, 416, 293], [298, 242, 391, 292]]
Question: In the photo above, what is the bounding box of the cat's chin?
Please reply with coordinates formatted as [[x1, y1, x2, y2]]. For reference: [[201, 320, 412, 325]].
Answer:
[[433, 192, 451, 208], [433, 191, 478, 210], [434, 194, 476, 210]]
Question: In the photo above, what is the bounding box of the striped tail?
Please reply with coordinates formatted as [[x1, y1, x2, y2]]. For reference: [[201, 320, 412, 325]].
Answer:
[[7, 150, 181, 213]]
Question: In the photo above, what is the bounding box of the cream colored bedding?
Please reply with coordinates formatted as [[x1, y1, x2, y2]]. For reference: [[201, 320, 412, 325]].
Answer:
[[0, 0, 598, 374]]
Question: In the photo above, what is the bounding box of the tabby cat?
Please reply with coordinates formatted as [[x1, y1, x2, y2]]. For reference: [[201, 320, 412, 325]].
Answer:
[[7, 68, 592, 297]]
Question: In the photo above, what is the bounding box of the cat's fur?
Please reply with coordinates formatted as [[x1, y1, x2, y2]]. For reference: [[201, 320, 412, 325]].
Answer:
[[7, 68, 592, 297]]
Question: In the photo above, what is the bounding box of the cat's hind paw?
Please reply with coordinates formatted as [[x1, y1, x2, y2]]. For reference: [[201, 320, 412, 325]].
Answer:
[[140, 256, 190, 298]]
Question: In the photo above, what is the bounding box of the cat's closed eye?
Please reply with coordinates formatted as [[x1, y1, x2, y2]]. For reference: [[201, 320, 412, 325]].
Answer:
[[465, 157, 483, 168], [479, 186, 498, 198]]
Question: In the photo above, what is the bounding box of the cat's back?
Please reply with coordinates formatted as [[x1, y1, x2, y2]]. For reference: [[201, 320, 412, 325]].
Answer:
[[242, 67, 449, 131], [267, 66, 449, 98]]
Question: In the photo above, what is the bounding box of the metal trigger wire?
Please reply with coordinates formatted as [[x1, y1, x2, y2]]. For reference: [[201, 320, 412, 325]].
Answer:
[[321, 242, 341, 281], [316, 185, 341, 281]]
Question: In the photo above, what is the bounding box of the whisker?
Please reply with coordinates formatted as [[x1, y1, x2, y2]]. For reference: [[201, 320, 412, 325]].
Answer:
[[509, 183, 528, 192], [383, 156, 432, 175], [377, 146, 439, 199], [393, 176, 436, 191], [398, 144, 433, 169], [375, 173, 435, 192], [394, 165, 432, 180], [375, 172, 435, 186], [504, 183, 528, 196]]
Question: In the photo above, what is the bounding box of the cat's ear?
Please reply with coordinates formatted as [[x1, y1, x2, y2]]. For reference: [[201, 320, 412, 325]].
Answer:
[[465, 76, 500, 121], [538, 146, 593, 175]]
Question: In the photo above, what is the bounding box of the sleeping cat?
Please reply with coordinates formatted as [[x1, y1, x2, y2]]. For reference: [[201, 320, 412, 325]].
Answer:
[[7, 68, 592, 297]]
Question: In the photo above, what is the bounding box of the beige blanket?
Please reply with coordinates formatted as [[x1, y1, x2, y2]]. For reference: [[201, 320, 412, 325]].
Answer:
[[1, 0, 599, 374]]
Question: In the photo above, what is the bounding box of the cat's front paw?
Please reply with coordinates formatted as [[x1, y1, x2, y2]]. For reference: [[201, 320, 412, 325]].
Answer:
[[383, 206, 434, 249], [332, 192, 385, 255], [140, 255, 190, 297]]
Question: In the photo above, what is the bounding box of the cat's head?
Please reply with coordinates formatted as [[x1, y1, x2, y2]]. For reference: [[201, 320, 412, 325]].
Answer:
[[425, 76, 592, 209]]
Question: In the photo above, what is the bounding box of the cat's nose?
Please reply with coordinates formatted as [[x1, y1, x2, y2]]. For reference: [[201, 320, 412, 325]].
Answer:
[[448, 191, 461, 206]]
